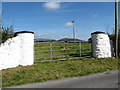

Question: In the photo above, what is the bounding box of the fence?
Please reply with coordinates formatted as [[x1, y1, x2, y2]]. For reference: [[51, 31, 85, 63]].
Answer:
[[34, 42, 91, 62]]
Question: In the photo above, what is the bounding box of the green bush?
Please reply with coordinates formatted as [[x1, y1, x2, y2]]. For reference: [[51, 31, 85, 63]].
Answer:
[[108, 33, 120, 57], [0, 25, 14, 44]]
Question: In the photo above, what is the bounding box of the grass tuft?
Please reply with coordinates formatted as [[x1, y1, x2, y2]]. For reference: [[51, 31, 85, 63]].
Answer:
[[2, 58, 119, 87]]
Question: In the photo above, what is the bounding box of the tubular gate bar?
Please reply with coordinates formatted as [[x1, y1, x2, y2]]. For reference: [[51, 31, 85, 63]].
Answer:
[[34, 42, 91, 62]]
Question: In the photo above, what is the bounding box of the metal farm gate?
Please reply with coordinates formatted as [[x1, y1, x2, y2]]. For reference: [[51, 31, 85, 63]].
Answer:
[[34, 42, 91, 62]]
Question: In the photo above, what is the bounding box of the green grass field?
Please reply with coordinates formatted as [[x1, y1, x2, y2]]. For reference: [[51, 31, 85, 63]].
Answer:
[[2, 58, 119, 87], [34, 42, 91, 62]]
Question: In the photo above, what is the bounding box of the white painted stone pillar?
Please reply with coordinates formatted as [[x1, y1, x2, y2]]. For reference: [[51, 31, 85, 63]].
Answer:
[[0, 31, 34, 70], [0, 36, 21, 70], [91, 32, 113, 58], [15, 31, 34, 66]]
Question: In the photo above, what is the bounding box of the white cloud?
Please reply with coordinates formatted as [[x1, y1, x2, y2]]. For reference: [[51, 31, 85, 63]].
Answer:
[[61, 35, 73, 38], [43, 2, 61, 10], [65, 22, 73, 26], [55, 9, 81, 13], [92, 14, 98, 18], [34, 33, 41, 39]]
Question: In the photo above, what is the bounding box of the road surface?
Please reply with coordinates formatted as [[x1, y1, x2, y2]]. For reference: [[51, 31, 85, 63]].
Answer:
[[7, 70, 119, 88]]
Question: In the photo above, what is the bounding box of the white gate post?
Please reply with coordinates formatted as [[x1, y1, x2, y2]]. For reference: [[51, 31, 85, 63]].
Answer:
[[91, 32, 113, 58], [15, 31, 34, 66]]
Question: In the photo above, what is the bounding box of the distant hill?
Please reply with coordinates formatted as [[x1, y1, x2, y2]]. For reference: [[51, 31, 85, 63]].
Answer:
[[34, 38, 87, 43], [57, 38, 87, 43], [34, 38, 56, 42]]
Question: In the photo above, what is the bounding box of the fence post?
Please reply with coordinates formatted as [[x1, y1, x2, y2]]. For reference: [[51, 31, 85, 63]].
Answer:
[[50, 43, 53, 61], [79, 41, 81, 57], [65, 42, 68, 60], [91, 42, 92, 57]]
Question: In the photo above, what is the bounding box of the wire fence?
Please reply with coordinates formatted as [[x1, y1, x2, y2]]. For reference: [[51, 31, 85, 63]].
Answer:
[[34, 42, 92, 62]]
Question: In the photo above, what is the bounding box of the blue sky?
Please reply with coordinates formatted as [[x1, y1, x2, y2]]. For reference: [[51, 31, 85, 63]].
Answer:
[[2, 2, 115, 40]]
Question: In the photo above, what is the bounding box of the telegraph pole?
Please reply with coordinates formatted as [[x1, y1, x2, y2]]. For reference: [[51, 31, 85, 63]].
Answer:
[[72, 21, 75, 43], [115, 0, 119, 58], [0, 0, 2, 44]]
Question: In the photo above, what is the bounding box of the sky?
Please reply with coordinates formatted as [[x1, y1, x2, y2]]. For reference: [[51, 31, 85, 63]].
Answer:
[[2, 2, 116, 40]]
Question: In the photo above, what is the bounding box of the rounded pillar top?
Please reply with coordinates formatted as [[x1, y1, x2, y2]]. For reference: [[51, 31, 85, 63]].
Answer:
[[91, 31, 105, 35], [14, 31, 34, 37]]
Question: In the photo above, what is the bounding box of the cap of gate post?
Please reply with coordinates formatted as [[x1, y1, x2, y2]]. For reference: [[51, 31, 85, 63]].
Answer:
[[14, 31, 34, 37], [91, 31, 105, 35]]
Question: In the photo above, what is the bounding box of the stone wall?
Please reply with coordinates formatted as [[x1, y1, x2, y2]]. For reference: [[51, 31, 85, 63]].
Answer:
[[91, 32, 113, 58], [0, 31, 34, 70]]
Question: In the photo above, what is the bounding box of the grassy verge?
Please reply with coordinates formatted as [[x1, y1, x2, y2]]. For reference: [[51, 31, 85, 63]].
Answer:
[[2, 58, 119, 87]]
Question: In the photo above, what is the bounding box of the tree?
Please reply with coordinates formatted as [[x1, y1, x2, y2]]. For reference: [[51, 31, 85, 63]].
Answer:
[[0, 25, 14, 43], [108, 28, 120, 57], [88, 38, 92, 43]]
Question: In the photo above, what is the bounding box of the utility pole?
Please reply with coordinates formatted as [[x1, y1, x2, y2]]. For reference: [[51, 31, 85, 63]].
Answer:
[[115, 0, 119, 58], [72, 21, 75, 43], [0, 0, 2, 44]]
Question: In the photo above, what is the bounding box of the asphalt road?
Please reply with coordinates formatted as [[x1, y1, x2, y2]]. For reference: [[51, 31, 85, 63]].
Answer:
[[8, 70, 119, 88]]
